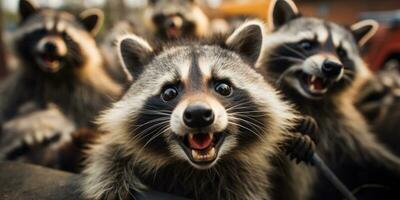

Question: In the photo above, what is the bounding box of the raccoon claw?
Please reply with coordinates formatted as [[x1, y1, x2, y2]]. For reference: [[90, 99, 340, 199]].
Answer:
[[293, 116, 319, 144], [285, 133, 316, 165], [0, 106, 75, 160]]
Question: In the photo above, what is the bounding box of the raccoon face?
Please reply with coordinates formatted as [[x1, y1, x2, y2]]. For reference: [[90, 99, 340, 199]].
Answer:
[[14, 0, 103, 74], [260, 0, 377, 100], [144, 0, 209, 40], [101, 21, 288, 170]]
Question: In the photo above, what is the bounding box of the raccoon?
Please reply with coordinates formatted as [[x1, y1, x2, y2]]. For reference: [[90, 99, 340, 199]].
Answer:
[[257, 0, 400, 199], [81, 21, 299, 200], [144, 0, 210, 41], [356, 66, 400, 155], [0, 0, 122, 168]]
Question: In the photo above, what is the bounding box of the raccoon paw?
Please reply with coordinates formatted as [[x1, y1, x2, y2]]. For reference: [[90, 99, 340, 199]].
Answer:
[[293, 115, 319, 144], [0, 107, 75, 160], [285, 133, 316, 165]]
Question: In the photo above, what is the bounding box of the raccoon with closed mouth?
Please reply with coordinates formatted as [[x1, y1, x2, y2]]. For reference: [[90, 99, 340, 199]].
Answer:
[[0, 0, 122, 169], [81, 21, 299, 200], [258, 0, 400, 199], [144, 0, 210, 41]]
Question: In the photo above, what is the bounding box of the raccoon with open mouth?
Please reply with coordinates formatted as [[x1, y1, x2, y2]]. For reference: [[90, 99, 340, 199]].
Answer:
[[144, 0, 209, 41], [258, 0, 400, 199], [0, 0, 122, 170], [81, 21, 299, 200]]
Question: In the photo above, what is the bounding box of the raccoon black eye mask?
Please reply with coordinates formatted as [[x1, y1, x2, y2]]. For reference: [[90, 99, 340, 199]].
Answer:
[[81, 21, 300, 200]]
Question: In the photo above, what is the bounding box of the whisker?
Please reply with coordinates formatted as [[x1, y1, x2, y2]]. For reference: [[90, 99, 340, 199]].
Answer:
[[228, 111, 269, 117], [229, 116, 265, 134], [228, 121, 265, 142], [133, 121, 170, 142], [142, 126, 170, 149], [281, 44, 307, 60], [266, 55, 304, 63], [226, 101, 255, 111], [131, 117, 170, 130]]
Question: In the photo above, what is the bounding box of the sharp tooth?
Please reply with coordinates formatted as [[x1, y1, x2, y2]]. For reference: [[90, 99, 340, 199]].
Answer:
[[311, 75, 317, 82], [209, 133, 214, 141], [310, 84, 315, 91], [209, 147, 216, 158], [192, 150, 200, 160], [189, 133, 194, 140]]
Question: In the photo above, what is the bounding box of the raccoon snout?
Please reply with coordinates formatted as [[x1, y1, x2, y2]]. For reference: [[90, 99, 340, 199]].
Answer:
[[183, 102, 215, 128], [322, 60, 343, 79], [166, 16, 183, 29], [37, 37, 67, 57]]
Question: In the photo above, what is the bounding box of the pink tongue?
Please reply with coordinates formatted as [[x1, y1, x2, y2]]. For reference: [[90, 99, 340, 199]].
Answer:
[[188, 134, 212, 150], [310, 77, 323, 90]]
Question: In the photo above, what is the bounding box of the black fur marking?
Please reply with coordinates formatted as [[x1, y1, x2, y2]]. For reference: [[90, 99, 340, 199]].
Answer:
[[187, 49, 203, 91], [262, 35, 357, 100], [130, 93, 179, 156], [323, 23, 335, 52], [15, 24, 84, 75], [265, 42, 305, 76]]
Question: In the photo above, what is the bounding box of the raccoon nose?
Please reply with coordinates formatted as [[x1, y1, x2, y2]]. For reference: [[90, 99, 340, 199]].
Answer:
[[167, 19, 176, 28], [322, 60, 343, 78], [183, 103, 215, 128], [44, 42, 57, 52]]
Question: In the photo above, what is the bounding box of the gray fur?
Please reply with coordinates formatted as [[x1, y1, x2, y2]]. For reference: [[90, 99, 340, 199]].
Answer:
[[82, 22, 298, 200], [259, 1, 400, 199], [0, 0, 122, 169]]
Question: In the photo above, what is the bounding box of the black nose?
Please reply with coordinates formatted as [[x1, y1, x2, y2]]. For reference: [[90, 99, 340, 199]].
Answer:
[[322, 60, 343, 78], [44, 41, 57, 52], [183, 103, 214, 128], [166, 18, 176, 28]]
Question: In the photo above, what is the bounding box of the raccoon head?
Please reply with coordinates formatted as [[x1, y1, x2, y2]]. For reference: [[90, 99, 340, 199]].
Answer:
[[144, 0, 209, 40], [14, 0, 104, 74], [100, 21, 291, 170], [259, 0, 378, 100]]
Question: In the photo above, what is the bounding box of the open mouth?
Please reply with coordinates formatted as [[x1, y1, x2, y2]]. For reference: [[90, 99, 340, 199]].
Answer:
[[299, 73, 330, 97], [179, 132, 225, 166], [166, 27, 182, 39], [36, 53, 62, 73]]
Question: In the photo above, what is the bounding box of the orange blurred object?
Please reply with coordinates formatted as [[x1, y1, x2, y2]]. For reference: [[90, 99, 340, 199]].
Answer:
[[205, 0, 270, 20]]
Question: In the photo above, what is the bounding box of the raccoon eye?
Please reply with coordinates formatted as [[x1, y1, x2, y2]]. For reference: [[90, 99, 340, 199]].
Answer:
[[215, 82, 232, 97], [337, 47, 347, 58], [161, 87, 178, 101], [299, 40, 315, 51]]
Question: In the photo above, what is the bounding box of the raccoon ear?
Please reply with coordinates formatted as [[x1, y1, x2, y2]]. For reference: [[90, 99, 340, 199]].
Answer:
[[19, 0, 38, 21], [268, 0, 299, 30], [79, 8, 104, 36], [226, 20, 265, 65], [351, 20, 379, 47], [117, 35, 153, 82]]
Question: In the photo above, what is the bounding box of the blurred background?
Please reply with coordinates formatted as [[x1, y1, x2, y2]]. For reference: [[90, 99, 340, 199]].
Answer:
[[0, 0, 400, 79]]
